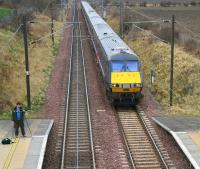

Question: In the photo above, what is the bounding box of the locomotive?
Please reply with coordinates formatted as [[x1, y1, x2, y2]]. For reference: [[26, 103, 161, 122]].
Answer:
[[81, 1, 143, 104]]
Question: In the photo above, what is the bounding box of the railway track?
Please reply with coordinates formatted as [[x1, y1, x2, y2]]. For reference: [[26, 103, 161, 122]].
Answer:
[[60, 1, 95, 169], [116, 106, 175, 169]]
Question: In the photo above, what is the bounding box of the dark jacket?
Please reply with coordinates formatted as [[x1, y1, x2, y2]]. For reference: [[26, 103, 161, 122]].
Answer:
[[12, 106, 25, 122]]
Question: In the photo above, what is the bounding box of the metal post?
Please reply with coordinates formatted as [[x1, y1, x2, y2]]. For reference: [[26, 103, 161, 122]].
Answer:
[[119, 0, 124, 38], [22, 16, 31, 109], [101, 0, 104, 17], [61, 0, 63, 21], [170, 15, 175, 106], [51, 6, 54, 45]]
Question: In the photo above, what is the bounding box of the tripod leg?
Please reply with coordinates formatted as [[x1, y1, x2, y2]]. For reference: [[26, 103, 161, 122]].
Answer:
[[24, 117, 32, 137]]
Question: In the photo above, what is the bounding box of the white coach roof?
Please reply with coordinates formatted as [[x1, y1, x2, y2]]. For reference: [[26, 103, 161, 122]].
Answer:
[[81, 1, 138, 60]]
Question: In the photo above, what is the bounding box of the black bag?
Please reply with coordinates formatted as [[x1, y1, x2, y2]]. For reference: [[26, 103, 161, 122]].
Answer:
[[1, 138, 12, 145]]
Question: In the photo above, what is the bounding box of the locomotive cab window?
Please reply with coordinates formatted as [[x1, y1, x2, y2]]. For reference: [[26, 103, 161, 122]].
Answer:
[[111, 61, 139, 72]]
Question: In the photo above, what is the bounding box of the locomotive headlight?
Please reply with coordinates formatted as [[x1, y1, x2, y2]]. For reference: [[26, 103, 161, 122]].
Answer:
[[112, 84, 116, 87], [135, 83, 142, 87], [112, 84, 119, 87]]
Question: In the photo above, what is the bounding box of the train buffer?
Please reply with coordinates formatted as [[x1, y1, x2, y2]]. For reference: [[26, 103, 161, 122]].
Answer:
[[0, 119, 53, 169], [153, 116, 200, 169]]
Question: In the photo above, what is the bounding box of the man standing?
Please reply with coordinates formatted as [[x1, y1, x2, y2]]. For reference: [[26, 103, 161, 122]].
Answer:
[[12, 102, 26, 137]]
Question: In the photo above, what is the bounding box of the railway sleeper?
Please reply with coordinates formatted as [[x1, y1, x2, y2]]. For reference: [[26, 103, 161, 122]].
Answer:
[[67, 124, 89, 128], [67, 134, 89, 138], [69, 115, 88, 118], [132, 150, 157, 154], [122, 125, 144, 129], [129, 144, 153, 149], [126, 134, 149, 138], [65, 166, 92, 169], [67, 136, 89, 140], [134, 157, 162, 162], [69, 109, 88, 112], [135, 161, 162, 166], [67, 142, 90, 146], [133, 154, 159, 159], [127, 140, 150, 144], [67, 133, 89, 137], [135, 165, 162, 169], [123, 128, 144, 131], [68, 118, 88, 121], [131, 149, 157, 154], [66, 146, 90, 150]]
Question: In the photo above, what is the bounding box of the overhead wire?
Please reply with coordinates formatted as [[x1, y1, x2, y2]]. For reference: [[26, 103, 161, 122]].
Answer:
[[42, 0, 53, 15], [124, 6, 170, 43], [126, 22, 169, 44], [29, 20, 80, 25], [29, 24, 73, 44], [0, 24, 22, 54], [126, 6, 200, 40], [126, 6, 158, 21], [176, 21, 200, 39]]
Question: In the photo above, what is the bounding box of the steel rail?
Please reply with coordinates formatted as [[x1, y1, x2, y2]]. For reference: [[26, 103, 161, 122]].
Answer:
[[60, 1, 75, 168], [113, 105, 136, 169], [61, 1, 95, 168], [78, 6, 96, 169], [76, 1, 79, 166], [136, 106, 169, 169], [117, 106, 172, 169]]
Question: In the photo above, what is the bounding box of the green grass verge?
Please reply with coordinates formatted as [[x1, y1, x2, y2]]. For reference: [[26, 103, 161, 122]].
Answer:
[[0, 7, 14, 19], [0, 14, 63, 120]]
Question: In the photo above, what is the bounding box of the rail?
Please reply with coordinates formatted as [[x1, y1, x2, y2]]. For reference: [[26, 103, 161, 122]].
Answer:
[[60, 1, 95, 168]]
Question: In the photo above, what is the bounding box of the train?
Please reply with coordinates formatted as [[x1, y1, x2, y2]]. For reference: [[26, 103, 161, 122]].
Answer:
[[81, 1, 143, 104]]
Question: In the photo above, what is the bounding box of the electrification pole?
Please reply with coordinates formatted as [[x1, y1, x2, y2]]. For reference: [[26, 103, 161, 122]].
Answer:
[[22, 16, 31, 109], [51, 4, 54, 45], [101, 0, 104, 17], [119, 0, 124, 38], [61, 0, 63, 21], [170, 15, 175, 106]]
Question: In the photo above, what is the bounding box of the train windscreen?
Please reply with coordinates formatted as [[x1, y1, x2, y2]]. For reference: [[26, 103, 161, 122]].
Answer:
[[111, 61, 138, 72]]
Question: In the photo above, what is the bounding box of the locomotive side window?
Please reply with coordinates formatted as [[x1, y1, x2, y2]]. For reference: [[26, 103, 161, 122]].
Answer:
[[111, 61, 138, 72]]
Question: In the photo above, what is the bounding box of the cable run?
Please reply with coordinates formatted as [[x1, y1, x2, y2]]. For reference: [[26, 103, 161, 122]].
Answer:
[[42, 0, 53, 15], [126, 6, 200, 40], [0, 24, 22, 53], [176, 21, 200, 39], [29, 24, 73, 44], [131, 23, 169, 44], [126, 6, 158, 21]]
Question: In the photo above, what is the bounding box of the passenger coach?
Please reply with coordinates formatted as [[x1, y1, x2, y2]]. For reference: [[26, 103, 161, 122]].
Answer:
[[81, 1, 143, 104]]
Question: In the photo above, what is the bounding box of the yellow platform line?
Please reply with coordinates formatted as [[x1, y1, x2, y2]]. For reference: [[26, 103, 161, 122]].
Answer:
[[2, 138, 19, 169]]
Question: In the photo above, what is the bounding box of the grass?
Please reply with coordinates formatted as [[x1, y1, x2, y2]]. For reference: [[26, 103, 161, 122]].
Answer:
[[0, 13, 64, 119], [0, 7, 14, 19]]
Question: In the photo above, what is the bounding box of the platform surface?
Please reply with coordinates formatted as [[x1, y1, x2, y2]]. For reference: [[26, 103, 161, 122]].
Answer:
[[0, 119, 53, 169], [153, 116, 200, 169]]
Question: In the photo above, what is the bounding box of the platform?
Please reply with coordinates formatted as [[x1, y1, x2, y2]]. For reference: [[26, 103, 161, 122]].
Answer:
[[0, 119, 53, 169], [153, 116, 200, 169]]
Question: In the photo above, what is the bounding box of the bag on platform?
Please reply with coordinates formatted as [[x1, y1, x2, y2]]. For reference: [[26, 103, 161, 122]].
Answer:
[[1, 138, 12, 145]]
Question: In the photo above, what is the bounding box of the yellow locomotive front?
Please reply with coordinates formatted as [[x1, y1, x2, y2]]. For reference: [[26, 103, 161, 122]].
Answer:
[[110, 60, 143, 103]]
